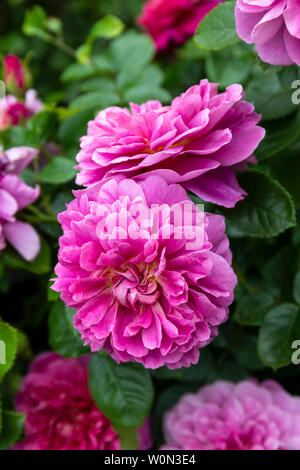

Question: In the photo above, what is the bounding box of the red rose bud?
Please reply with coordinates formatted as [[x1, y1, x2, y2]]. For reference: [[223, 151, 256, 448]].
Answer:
[[4, 55, 27, 93]]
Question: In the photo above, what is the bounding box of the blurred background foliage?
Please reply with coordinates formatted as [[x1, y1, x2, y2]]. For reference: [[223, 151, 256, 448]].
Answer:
[[0, 0, 300, 449]]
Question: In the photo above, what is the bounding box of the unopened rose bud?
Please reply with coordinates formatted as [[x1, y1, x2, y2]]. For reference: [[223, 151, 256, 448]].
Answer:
[[4, 55, 27, 93]]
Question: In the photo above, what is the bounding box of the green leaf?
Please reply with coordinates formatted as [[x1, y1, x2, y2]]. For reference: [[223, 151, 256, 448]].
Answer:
[[69, 91, 120, 110], [61, 53, 114, 83], [181, 349, 214, 383], [234, 292, 275, 326], [80, 77, 115, 93], [205, 49, 251, 88], [256, 58, 283, 75], [61, 63, 102, 83], [263, 246, 298, 298], [27, 110, 57, 146], [256, 112, 300, 160], [0, 410, 25, 450], [123, 86, 171, 104], [22, 6, 50, 41], [246, 67, 300, 121], [89, 354, 154, 427], [75, 44, 91, 64], [293, 271, 300, 304], [0, 319, 17, 383], [45, 17, 62, 35], [151, 367, 185, 381], [110, 31, 154, 72], [48, 279, 60, 302], [258, 303, 300, 369], [1, 126, 37, 148], [221, 172, 296, 237], [208, 359, 249, 382], [39, 157, 76, 184], [3, 237, 51, 274], [89, 15, 124, 40], [117, 64, 164, 92], [270, 148, 300, 207], [16, 330, 32, 360], [114, 425, 138, 451], [194, 1, 240, 50], [59, 107, 95, 148], [232, 335, 266, 370], [48, 302, 89, 358]]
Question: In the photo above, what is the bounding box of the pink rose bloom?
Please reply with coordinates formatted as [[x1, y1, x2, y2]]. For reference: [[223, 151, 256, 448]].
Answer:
[[138, 0, 222, 50], [76, 80, 265, 208], [235, 0, 300, 66], [52, 175, 237, 369], [162, 379, 300, 450], [0, 89, 43, 129], [13, 352, 152, 450], [24, 89, 44, 115], [0, 146, 40, 261], [4, 55, 26, 91]]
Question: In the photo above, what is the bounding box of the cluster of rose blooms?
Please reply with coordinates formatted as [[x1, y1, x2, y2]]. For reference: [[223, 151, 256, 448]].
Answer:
[[9, 0, 300, 451]]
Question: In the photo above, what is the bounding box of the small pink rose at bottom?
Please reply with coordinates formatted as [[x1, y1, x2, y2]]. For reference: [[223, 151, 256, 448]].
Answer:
[[12, 352, 152, 450], [161, 379, 300, 450]]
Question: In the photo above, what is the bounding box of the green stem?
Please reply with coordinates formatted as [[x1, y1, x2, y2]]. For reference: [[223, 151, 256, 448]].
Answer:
[[26, 205, 58, 224], [47, 36, 76, 58]]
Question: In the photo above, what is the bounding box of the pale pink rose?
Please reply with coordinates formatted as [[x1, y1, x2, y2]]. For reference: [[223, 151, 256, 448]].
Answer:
[[162, 379, 300, 450], [0, 146, 40, 261], [235, 0, 300, 66]]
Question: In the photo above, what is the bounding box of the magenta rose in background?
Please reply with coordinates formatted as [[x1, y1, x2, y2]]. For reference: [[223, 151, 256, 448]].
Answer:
[[235, 0, 300, 66], [52, 175, 237, 369], [162, 379, 300, 450], [76, 80, 265, 208], [13, 352, 152, 450], [0, 146, 40, 261], [0, 90, 43, 129], [138, 0, 222, 50]]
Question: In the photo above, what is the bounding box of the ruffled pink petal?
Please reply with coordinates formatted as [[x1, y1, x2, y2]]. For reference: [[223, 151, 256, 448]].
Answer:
[[3, 221, 40, 261]]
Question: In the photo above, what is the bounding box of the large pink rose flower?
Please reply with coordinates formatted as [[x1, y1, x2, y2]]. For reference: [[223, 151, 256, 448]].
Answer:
[[235, 0, 300, 66], [138, 0, 222, 50], [162, 379, 300, 450], [0, 146, 40, 261], [13, 352, 151, 450], [52, 175, 237, 369], [76, 80, 265, 208], [0, 90, 43, 129]]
